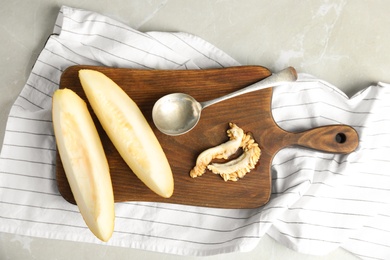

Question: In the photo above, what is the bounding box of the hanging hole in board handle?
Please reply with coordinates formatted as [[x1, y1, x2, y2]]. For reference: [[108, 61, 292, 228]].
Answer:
[[335, 133, 347, 144]]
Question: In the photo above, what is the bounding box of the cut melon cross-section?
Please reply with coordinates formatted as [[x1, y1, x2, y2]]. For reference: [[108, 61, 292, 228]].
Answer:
[[52, 88, 115, 242], [78, 69, 174, 198]]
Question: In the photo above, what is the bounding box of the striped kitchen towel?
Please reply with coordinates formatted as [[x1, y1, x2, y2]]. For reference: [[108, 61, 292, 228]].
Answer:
[[0, 6, 389, 259]]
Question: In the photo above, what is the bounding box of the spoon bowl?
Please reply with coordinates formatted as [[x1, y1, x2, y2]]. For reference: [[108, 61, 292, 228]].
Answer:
[[152, 93, 202, 136], [152, 67, 297, 136]]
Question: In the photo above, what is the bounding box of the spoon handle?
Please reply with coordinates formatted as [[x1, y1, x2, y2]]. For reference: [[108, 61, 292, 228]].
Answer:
[[200, 67, 297, 109]]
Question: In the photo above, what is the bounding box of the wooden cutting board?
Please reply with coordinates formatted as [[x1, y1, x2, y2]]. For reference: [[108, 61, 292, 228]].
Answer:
[[56, 65, 359, 209]]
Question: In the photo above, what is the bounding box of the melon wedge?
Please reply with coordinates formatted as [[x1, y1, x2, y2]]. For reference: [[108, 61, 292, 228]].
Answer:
[[78, 69, 174, 198], [52, 88, 115, 242]]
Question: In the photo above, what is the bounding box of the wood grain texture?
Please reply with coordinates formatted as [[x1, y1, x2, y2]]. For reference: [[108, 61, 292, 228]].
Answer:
[[56, 65, 359, 209]]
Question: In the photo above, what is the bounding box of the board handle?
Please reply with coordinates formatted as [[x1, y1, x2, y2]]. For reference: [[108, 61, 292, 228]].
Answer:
[[289, 125, 359, 154]]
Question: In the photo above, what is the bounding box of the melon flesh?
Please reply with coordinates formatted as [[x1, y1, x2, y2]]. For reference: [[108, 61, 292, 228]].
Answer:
[[78, 69, 174, 198], [52, 88, 115, 242]]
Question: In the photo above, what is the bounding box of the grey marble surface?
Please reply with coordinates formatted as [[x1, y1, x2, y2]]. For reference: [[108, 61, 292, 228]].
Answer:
[[2, 1, 390, 259]]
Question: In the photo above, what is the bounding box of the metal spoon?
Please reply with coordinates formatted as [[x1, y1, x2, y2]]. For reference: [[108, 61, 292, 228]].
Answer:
[[152, 67, 297, 136]]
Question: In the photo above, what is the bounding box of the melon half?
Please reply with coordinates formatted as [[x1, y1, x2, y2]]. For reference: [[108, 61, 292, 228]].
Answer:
[[78, 69, 174, 198], [52, 88, 115, 242]]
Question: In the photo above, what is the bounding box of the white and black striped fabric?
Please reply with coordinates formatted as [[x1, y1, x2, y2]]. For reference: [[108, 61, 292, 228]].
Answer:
[[0, 6, 389, 259]]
